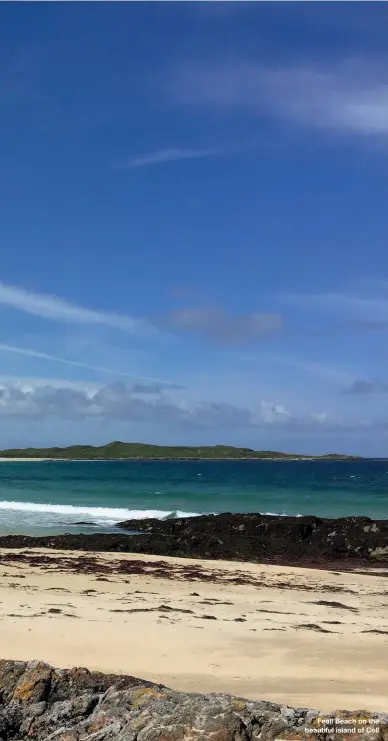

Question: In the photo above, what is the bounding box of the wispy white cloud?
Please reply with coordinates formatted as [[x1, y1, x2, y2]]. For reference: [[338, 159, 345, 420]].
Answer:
[[281, 291, 388, 323], [168, 58, 388, 135], [0, 281, 156, 336], [121, 146, 224, 169], [0, 343, 174, 386], [279, 357, 354, 385]]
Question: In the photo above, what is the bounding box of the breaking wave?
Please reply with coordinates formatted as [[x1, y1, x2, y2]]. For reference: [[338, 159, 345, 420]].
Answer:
[[0, 500, 201, 525]]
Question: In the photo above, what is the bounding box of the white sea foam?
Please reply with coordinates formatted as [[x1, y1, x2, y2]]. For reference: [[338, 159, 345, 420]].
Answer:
[[263, 511, 302, 517], [0, 500, 201, 525], [0, 500, 304, 530]]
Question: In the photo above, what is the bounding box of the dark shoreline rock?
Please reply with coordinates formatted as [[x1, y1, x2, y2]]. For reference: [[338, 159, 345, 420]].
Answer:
[[0, 660, 386, 740], [115, 513, 388, 565], [0, 513, 388, 569]]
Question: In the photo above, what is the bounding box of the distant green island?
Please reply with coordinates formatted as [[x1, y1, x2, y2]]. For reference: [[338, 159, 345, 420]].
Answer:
[[0, 441, 362, 460]]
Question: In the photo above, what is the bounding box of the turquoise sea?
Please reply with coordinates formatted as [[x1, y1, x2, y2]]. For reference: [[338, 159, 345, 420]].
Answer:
[[0, 459, 388, 535]]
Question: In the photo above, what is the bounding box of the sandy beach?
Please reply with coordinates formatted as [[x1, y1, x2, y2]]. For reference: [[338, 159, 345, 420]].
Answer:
[[0, 458, 51, 462], [0, 548, 387, 712]]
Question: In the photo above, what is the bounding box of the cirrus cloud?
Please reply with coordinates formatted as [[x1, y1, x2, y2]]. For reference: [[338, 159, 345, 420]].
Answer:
[[0, 281, 156, 337], [167, 57, 388, 136], [120, 146, 223, 169]]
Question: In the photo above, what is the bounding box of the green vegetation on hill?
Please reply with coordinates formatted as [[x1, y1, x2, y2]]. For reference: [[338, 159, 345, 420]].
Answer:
[[0, 441, 361, 460]]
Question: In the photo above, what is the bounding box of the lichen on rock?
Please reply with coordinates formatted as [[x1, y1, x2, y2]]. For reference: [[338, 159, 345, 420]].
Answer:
[[0, 660, 387, 740]]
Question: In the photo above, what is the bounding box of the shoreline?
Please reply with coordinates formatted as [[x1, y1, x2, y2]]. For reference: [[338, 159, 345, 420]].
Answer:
[[0, 456, 378, 461], [1, 510, 388, 570]]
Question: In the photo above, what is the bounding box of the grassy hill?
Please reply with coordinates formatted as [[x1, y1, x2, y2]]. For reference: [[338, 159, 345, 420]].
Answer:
[[0, 441, 361, 460]]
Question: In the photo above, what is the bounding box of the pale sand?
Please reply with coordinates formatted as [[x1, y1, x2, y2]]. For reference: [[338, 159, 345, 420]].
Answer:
[[0, 458, 51, 462], [0, 548, 387, 712]]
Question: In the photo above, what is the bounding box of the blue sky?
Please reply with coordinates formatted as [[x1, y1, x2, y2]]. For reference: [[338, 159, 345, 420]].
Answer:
[[1, 2, 388, 455]]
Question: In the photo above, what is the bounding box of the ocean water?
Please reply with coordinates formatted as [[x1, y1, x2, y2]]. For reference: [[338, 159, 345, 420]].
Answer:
[[0, 459, 387, 535]]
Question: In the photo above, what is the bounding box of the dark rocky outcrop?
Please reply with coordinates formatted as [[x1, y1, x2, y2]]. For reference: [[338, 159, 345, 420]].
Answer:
[[0, 660, 386, 740], [0, 513, 388, 568], [116, 513, 388, 565]]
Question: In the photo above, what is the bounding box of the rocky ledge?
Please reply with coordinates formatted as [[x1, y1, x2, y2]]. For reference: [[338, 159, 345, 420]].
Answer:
[[116, 513, 388, 566], [1, 514, 388, 569], [0, 660, 387, 741]]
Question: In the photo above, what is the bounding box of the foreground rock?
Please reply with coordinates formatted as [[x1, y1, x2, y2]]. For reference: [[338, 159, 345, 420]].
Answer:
[[1, 513, 388, 568], [0, 660, 386, 740]]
